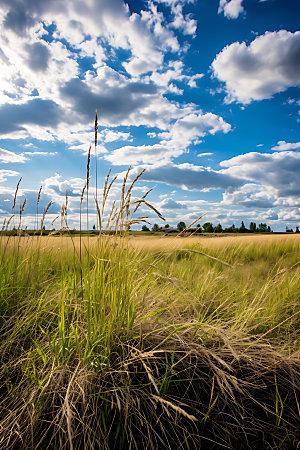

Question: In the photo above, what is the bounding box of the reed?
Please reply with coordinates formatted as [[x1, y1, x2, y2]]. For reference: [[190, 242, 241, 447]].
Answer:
[[95, 110, 98, 232], [36, 185, 42, 231], [40, 201, 53, 235]]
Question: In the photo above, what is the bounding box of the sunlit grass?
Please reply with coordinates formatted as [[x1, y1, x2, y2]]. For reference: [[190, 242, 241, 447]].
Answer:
[[0, 233, 299, 448]]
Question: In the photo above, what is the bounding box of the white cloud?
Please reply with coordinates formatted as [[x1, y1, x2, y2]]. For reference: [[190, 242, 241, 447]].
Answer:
[[222, 183, 276, 208], [197, 152, 213, 157], [278, 209, 300, 222], [187, 73, 204, 88], [159, 112, 231, 147], [22, 151, 57, 156], [0, 148, 27, 163], [212, 30, 300, 104], [271, 141, 300, 151], [147, 132, 157, 138], [127, 162, 242, 191], [218, 0, 244, 19], [0, 0, 197, 149], [220, 150, 300, 198], [0, 169, 20, 183], [160, 198, 187, 209], [100, 129, 132, 143], [105, 112, 231, 165], [155, 0, 197, 36]]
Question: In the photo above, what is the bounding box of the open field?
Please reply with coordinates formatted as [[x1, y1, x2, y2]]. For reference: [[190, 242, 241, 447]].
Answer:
[[0, 233, 299, 449], [2, 232, 300, 251]]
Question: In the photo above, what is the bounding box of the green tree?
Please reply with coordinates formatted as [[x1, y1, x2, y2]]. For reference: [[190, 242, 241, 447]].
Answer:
[[177, 221, 186, 232], [258, 223, 267, 232], [142, 225, 150, 231], [152, 223, 159, 232], [214, 223, 223, 233], [202, 222, 214, 233], [239, 221, 247, 233], [165, 224, 170, 228], [296, 226, 299, 233], [224, 224, 236, 233], [249, 222, 256, 232]]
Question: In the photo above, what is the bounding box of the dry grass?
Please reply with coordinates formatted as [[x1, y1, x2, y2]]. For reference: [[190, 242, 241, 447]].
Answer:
[[2, 233, 299, 252]]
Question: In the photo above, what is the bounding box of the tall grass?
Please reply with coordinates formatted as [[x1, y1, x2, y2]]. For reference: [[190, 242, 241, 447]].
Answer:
[[0, 116, 299, 448]]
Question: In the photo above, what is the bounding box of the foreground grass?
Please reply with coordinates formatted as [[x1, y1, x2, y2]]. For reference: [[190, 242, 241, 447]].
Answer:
[[0, 235, 299, 449]]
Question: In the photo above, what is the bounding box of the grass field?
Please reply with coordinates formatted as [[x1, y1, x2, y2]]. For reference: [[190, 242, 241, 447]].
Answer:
[[0, 232, 299, 449]]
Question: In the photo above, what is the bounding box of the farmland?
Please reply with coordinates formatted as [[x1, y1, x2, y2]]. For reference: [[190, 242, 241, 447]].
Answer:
[[0, 232, 299, 448]]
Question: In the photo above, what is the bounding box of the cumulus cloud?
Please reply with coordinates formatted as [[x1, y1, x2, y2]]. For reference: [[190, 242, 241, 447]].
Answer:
[[222, 183, 276, 208], [101, 130, 132, 143], [0, 148, 27, 163], [0, 0, 199, 148], [0, 169, 19, 183], [218, 0, 244, 19], [105, 112, 231, 165], [271, 141, 300, 151], [0, 99, 65, 137], [212, 30, 300, 104], [160, 198, 187, 209], [159, 112, 231, 147], [129, 162, 243, 191], [220, 150, 300, 198], [155, 0, 197, 35], [25, 41, 50, 71], [60, 74, 160, 127], [42, 174, 86, 199]]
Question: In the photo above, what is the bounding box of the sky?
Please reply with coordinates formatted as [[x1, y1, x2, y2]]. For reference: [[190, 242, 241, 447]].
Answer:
[[0, 0, 299, 231]]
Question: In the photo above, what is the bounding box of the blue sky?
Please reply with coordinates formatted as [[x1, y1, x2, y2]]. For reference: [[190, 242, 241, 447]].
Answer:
[[0, 0, 299, 231]]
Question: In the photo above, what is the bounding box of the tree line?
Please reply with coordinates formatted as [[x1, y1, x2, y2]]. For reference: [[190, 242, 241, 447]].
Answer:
[[142, 221, 300, 233]]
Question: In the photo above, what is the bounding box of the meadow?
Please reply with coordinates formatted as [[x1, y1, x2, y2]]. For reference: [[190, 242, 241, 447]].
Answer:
[[0, 232, 299, 449], [0, 116, 299, 449]]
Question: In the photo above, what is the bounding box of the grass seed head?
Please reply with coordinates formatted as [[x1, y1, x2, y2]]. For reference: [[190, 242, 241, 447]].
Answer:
[[13, 177, 22, 210]]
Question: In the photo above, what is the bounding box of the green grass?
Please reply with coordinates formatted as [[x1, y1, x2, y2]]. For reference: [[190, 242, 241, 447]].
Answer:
[[0, 234, 299, 449]]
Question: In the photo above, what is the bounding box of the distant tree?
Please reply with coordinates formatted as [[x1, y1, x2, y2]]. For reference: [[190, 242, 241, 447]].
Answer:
[[239, 221, 247, 233], [152, 223, 159, 232], [202, 222, 214, 233], [249, 222, 256, 232], [196, 224, 202, 233], [214, 223, 223, 233], [142, 225, 150, 231], [93, 224, 96, 230], [258, 223, 268, 232], [296, 226, 300, 233], [286, 226, 293, 233], [224, 224, 236, 233], [177, 221, 186, 232], [165, 224, 170, 228], [267, 226, 271, 233]]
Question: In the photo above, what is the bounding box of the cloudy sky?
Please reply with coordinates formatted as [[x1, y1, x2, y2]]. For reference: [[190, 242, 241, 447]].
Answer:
[[0, 0, 299, 230]]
